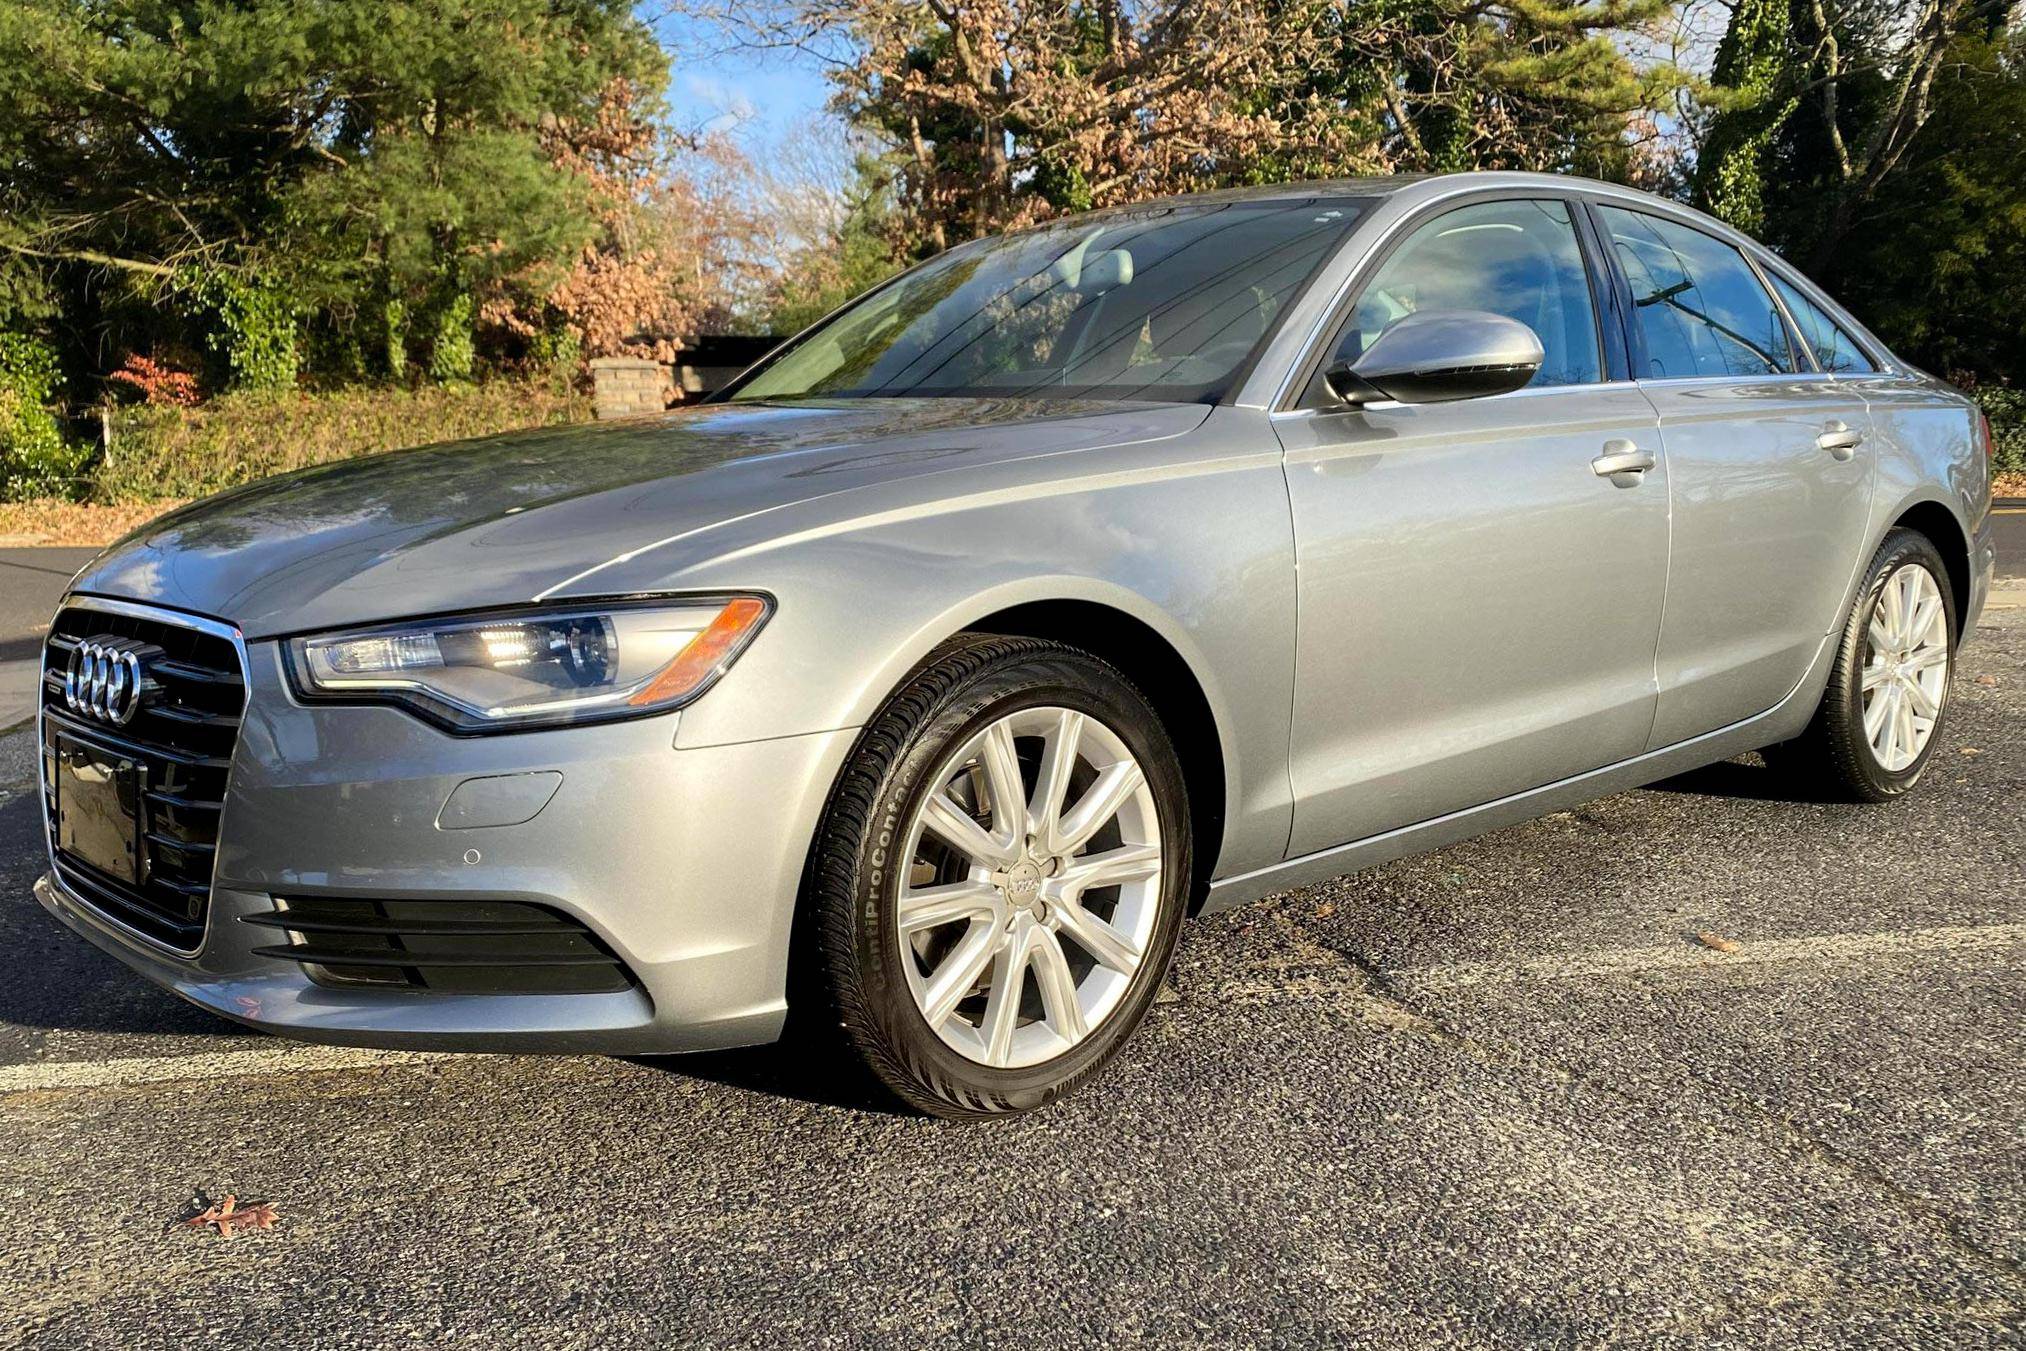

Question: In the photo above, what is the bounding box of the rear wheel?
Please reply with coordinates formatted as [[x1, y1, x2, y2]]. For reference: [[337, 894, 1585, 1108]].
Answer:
[[801, 636, 1191, 1118], [1768, 528, 1956, 801]]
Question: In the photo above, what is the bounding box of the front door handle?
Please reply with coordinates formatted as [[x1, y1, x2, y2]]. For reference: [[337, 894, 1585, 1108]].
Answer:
[[1818, 421, 1863, 460], [1592, 440, 1656, 486]]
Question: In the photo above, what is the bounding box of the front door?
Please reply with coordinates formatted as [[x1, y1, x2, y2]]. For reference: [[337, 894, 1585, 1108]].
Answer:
[[1275, 197, 1671, 857]]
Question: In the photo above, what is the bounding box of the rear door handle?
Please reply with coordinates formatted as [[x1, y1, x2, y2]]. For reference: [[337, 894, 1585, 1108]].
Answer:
[[1818, 421, 1863, 459], [1592, 440, 1656, 485]]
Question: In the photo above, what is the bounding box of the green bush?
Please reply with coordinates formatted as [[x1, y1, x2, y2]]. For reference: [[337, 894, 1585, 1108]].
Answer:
[[189, 272, 303, 392], [0, 332, 90, 500], [1975, 387, 2026, 478], [382, 298, 409, 382], [427, 294, 476, 385], [92, 378, 590, 503]]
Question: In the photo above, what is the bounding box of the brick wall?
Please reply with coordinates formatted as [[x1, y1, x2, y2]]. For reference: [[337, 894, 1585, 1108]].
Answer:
[[589, 358, 669, 420]]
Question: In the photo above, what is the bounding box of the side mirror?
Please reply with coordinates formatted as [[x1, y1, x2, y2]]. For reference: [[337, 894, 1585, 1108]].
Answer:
[[1325, 309, 1545, 407]]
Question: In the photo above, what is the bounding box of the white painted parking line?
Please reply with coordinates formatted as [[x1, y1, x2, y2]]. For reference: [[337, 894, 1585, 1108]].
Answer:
[[0, 1044, 460, 1096], [2, 924, 2020, 1095], [1388, 922, 2026, 991]]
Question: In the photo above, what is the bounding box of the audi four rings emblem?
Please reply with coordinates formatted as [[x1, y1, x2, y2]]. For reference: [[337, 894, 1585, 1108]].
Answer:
[[63, 636, 162, 727]]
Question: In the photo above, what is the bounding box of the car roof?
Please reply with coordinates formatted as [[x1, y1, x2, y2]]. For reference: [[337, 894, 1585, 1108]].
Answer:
[[1067, 171, 1640, 215]]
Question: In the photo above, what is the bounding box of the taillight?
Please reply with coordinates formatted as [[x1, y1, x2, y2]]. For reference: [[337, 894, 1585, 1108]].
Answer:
[[1976, 408, 1995, 459]]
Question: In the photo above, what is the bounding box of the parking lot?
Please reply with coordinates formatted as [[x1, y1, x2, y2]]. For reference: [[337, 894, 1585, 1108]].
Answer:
[[0, 600, 2019, 1347]]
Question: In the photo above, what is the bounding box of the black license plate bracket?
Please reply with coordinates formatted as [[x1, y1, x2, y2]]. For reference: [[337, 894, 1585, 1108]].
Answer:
[[53, 734, 146, 886]]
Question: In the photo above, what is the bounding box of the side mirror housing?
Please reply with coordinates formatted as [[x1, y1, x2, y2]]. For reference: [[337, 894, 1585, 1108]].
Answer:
[[1326, 310, 1545, 407]]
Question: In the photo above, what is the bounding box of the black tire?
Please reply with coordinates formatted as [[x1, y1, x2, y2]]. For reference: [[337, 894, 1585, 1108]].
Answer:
[[1766, 528, 1957, 802], [799, 635, 1192, 1119]]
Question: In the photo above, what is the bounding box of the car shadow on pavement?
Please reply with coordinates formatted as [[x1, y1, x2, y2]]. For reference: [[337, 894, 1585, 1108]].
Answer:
[[1, 784, 243, 1042], [625, 1043, 919, 1117], [1642, 753, 1835, 803]]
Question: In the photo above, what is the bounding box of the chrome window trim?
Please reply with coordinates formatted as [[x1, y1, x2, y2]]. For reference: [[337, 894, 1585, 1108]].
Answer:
[[1265, 377, 1649, 426], [36, 594, 251, 958]]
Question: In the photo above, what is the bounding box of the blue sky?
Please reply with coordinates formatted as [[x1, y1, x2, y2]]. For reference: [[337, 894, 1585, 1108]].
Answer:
[[649, 9, 837, 143]]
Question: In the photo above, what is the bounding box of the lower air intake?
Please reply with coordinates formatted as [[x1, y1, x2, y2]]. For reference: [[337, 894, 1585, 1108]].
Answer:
[[243, 897, 632, 995]]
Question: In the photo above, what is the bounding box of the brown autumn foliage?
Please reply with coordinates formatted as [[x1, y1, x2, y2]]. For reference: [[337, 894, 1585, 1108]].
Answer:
[[682, 0, 1685, 261], [484, 80, 759, 363], [183, 1195, 279, 1239], [836, 0, 1370, 250]]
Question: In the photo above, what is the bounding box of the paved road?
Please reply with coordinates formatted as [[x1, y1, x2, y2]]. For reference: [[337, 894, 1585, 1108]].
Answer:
[[1, 610, 2020, 1347], [1997, 497, 2025, 579], [0, 548, 99, 731]]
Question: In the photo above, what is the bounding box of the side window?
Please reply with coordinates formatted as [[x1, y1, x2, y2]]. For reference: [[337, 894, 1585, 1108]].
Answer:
[[1767, 273, 1877, 374], [1332, 199, 1603, 388], [1598, 206, 1798, 379]]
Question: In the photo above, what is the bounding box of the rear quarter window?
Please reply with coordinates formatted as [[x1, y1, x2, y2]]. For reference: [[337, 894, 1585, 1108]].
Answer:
[[1767, 273, 1878, 374]]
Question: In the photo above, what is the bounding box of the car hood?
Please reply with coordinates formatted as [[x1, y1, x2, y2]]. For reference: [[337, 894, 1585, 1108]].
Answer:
[[69, 397, 1211, 639]]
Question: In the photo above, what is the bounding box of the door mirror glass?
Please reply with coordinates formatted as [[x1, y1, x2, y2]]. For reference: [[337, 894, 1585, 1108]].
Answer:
[[1326, 309, 1544, 406]]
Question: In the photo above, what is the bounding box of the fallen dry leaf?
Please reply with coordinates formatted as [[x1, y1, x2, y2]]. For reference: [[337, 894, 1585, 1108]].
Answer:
[[1314, 902, 1336, 918], [1974, 675, 1997, 687], [1960, 746, 1985, 757], [184, 1194, 279, 1239], [1696, 932, 1741, 954]]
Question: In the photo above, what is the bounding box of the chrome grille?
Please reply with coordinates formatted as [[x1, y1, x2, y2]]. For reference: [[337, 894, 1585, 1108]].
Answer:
[[39, 600, 247, 950]]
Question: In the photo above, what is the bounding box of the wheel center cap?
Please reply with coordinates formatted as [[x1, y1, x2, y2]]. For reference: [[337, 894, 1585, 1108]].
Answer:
[[1002, 860, 1045, 915]]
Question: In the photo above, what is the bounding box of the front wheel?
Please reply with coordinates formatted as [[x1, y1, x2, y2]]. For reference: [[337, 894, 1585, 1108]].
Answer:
[[802, 636, 1191, 1118], [1769, 528, 1957, 801]]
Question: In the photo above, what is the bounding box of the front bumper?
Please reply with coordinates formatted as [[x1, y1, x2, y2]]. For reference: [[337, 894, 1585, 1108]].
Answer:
[[37, 634, 856, 1054]]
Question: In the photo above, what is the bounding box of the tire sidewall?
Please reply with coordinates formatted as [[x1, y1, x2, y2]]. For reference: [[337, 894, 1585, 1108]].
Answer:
[[845, 649, 1191, 1115]]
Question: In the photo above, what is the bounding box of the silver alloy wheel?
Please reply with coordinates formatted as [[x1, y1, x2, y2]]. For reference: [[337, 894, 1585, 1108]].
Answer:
[[1861, 562, 1950, 772], [897, 706, 1164, 1069]]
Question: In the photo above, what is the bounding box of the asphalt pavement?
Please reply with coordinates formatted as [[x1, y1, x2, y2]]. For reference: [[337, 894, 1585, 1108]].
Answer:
[[1997, 497, 2026, 581], [0, 548, 99, 730], [0, 602, 2020, 1347]]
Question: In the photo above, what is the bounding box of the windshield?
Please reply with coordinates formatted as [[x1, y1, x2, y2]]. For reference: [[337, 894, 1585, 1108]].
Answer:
[[729, 199, 1366, 404]]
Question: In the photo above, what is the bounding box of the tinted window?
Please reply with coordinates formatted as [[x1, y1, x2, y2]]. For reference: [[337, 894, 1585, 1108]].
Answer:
[[1334, 199, 1602, 387], [732, 200, 1363, 404], [1599, 206, 1798, 379], [1767, 273, 1877, 373]]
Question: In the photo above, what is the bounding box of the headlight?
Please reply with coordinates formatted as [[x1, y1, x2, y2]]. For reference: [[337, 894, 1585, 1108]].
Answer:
[[285, 596, 771, 732]]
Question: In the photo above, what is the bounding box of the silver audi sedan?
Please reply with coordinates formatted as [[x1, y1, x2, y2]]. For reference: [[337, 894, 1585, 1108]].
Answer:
[[36, 172, 1997, 1116]]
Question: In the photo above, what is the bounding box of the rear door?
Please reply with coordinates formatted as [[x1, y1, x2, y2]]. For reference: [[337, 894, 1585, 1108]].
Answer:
[[1274, 195, 1670, 857], [1591, 204, 1875, 748]]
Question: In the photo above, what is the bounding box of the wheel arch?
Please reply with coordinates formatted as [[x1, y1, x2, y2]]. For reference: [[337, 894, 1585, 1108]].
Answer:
[[1887, 496, 1973, 640], [958, 598, 1229, 909]]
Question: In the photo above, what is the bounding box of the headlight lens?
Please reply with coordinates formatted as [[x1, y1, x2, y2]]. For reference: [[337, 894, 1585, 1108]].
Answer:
[[286, 596, 770, 732]]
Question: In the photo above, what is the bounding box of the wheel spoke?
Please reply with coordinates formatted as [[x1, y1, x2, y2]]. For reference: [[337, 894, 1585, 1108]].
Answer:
[[898, 880, 1000, 934], [1906, 642, 1949, 672], [1907, 595, 1942, 651], [1026, 708, 1084, 851], [978, 932, 1029, 1066], [977, 719, 1028, 851], [1881, 573, 1906, 644], [1865, 682, 1896, 751], [1029, 929, 1087, 1042], [1052, 899, 1144, 974], [1861, 659, 1890, 692], [1893, 687, 1918, 765], [1901, 674, 1940, 719], [1058, 841, 1162, 894], [919, 919, 1002, 1027], [920, 788, 1019, 869], [1054, 759, 1146, 856]]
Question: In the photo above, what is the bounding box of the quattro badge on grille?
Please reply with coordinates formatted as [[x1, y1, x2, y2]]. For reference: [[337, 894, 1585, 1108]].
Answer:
[[63, 636, 164, 726]]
